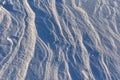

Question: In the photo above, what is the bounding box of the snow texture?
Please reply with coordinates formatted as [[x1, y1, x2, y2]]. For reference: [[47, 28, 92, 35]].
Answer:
[[0, 0, 120, 80]]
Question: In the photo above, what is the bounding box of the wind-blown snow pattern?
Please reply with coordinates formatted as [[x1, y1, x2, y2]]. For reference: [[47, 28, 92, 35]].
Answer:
[[0, 0, 120, 80]]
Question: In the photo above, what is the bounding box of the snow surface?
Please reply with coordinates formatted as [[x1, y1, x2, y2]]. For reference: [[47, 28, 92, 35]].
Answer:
[[0, 0, 120, 80]]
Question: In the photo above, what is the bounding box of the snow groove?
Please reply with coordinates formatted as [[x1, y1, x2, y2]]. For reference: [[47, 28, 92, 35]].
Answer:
[[0, 0, 37, 80]]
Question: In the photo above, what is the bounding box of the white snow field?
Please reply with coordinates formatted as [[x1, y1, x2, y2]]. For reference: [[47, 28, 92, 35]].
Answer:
[[0, 0, 120, 80]]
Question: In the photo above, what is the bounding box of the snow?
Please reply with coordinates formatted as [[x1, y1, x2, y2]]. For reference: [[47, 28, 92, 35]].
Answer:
[[0, 0, 120, 80]]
